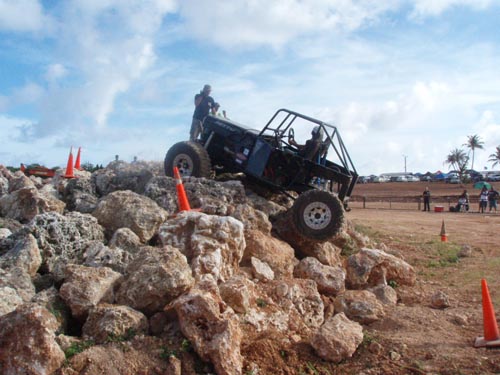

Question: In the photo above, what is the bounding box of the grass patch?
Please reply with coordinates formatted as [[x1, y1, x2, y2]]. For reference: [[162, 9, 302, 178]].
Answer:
[[160, 339, 209, 373], [422, 240, 461, 268], [362, 331, 377, 347], [160, 338, 193, 360], [64, 340, 95, 359], [388, 280, 398, 289], [458, 257, 500, 306], [343, 223, 383, 257], [105, 328, 137, 343], [353, 223, 380, 239], [160, 346, 178, 359], [340, 237, 358, 257], [48, 299, 68, 321], [49, 306, 62, 320], [279, 350, 287, 359], [180, 338, 192, 353], [256, 298, 268, 308], [305, 362, 320, 375], [298, 361, 332, 375]]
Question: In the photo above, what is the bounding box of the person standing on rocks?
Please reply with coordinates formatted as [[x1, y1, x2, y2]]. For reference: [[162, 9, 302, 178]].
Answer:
[[190, 84, 215, 141], [422, 186, 431, 211]]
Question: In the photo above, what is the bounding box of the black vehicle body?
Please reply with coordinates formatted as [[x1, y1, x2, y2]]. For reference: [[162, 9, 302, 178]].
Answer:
[[198, 109, 356, 198], [165, 109, 358, 240]]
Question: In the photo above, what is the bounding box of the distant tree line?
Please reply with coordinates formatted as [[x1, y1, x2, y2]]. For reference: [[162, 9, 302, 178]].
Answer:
[[81, 162, 104, 172]]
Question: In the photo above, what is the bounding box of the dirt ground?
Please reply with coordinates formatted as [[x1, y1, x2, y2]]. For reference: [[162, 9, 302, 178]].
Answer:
[[344, 182, 500, 375]]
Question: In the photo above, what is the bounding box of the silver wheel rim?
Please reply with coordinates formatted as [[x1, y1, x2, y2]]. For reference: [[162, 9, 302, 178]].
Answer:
[[303, 201, 331, 230], [172, 154, 194, 176]]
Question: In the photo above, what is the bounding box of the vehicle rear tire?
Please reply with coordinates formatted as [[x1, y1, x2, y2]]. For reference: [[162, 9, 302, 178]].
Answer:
[[291, 189, 344, 240], [164, 141, 212, 178]]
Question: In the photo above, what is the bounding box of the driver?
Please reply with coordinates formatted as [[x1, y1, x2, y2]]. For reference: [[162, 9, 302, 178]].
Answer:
[[289, 126, 325, 161]]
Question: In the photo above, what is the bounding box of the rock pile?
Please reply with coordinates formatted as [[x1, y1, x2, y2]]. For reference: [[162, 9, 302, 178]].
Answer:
[[0, 162, 416, 375]]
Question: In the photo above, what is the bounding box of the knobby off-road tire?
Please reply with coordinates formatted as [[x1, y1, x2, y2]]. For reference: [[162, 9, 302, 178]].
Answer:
[[164, 141, 212, 178], [291, 189, 344, 240]]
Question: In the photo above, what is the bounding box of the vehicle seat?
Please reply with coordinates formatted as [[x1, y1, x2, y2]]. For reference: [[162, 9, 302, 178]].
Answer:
[[300, 140, 321, 161]]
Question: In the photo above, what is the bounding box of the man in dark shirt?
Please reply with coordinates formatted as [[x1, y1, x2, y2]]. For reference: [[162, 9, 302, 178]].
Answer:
[[190, 84, 215, 141], [488, 186, 499, 212], [422, 186, 431, 211]]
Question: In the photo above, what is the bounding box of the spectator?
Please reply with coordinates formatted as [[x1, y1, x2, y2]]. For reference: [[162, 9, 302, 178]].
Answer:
[[422, 186, 431, 211], [488, 186, 499, 213], [479, 186, 488, 213], [457, 189, 469, 212], [190, 84, 215, 141]]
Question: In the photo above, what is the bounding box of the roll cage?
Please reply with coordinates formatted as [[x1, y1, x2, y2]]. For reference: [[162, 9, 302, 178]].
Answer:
[[257, 109, 358, 201]]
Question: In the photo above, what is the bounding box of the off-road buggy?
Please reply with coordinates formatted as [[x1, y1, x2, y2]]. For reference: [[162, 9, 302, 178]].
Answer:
[[165, 109, 358, 240]]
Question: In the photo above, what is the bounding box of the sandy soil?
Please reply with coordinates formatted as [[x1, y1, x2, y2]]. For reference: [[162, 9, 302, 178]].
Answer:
[[342, 182, 500, 375]]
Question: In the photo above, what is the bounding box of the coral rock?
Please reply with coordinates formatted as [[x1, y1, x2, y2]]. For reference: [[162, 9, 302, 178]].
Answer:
[[159, 211, 245, 283], [82, 303, 149, 344], [346, 248, 416, 289], [0, 304, 65, 374], [93, 190, 168, 243], [116, 246, 194, 316], [170, 277, 243, 375], [59, 265, 122, 320], [311, 312, 363, 363]]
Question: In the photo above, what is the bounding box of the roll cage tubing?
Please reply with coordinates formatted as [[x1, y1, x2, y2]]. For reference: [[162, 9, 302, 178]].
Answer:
[[258, 108, 358, 178]]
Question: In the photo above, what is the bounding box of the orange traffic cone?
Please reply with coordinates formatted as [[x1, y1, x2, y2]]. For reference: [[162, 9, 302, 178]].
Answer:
[[63, 147, 76, 179], [440, 219, 448, 242], [474, 279, 500, 348], [173, 167, 191, 211], [74, 147, 82, 170]]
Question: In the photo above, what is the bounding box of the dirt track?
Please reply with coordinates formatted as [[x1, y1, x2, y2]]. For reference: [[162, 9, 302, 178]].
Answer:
[[342, 181, 500, 374]]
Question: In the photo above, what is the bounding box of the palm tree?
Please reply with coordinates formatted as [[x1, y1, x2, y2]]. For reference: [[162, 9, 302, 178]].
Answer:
[[488, 146, 500, 168], [444, 148, 469, 180], [463, 134, 484, 171]]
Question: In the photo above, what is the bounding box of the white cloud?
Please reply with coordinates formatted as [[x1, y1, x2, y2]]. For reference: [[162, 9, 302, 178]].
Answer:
[[177, 0, 401, 49], [2, 0, 500, 174], [20, 1, 175, 140], [13, 83, 44, 104], [411, 81, 450, 112], [309, 78, 494, 174], [0, 0, 51, 32], [0, 114, 35, 166], [0, 95, 8, 111], [411, 0, 492, 17], [45, 64, 67, 83]]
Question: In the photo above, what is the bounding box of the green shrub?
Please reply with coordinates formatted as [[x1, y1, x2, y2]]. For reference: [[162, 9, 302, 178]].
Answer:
[[64, 340, 94, 359], [105, 328, 137, 343], [256, 298, 268, 308]]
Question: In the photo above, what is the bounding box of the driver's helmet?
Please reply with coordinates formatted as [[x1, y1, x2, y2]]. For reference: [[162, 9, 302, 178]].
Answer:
[[311, 126, 324, 141]]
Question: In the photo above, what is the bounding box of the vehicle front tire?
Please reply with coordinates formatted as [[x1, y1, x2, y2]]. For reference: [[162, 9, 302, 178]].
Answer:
[[291, 189, 344, 240], [164, 141, 212, 178]]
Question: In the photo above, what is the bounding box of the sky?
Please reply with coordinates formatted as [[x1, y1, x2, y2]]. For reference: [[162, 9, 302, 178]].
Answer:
[[1, 0, 500, 176]]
